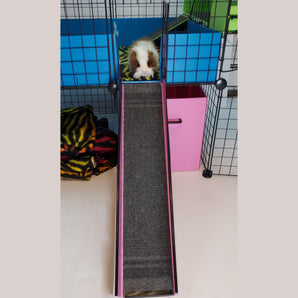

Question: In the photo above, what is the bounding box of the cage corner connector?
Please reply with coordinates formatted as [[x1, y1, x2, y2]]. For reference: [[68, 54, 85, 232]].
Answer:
[[215, 78, 227, 90], [202, 169, 213, 178], [108, 81, 118, 95]]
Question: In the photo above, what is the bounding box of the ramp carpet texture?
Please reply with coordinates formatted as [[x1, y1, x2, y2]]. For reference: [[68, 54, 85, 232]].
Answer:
[[123, 83, 174, 296]]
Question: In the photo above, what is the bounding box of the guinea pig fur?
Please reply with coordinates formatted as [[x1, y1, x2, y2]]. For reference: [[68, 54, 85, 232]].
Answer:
[[128, 38, 159, 79]]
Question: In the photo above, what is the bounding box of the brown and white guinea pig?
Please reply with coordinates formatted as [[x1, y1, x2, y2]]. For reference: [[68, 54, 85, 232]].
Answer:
[[128, 38, 159, 79]]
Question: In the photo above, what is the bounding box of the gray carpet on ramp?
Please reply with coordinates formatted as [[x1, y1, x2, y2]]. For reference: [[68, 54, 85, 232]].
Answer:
[[123, 83, 173, 296]]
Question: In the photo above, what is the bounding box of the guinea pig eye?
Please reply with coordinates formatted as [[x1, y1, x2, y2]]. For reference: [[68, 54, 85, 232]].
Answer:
[[147, 60, 152, 67]]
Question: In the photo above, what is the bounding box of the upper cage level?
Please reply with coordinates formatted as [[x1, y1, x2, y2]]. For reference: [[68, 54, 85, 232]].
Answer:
[[60, 0, 236, 87]]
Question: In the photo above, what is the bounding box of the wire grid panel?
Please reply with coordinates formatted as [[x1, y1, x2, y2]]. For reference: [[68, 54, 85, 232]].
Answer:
[[60, 33, 118, 86], [61, 0, 112, 19], [61, 0, 185, 19], [112, 0, 234, 22], [114, 0, 184, 18], [220, 33, 237, 85], [212, 86, 237, 175], [61, 0, 119, 86], [163, 0, 235, 84], [61, 86, 119, 114], [200, 1, 238, 176], [201, 84, 237, 176], [201, 83, 221, 170], [186, 0, 236, 32]]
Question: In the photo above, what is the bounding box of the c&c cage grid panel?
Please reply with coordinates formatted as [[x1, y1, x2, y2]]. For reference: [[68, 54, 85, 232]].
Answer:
[[60, 0, 120, 135], [60, 0, 119, 87], [200, 6, 238, 177], [201, 84, 238, 176]]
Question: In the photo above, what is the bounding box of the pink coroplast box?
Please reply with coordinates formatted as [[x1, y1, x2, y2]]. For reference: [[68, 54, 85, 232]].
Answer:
[[166, 85, 207, 172]]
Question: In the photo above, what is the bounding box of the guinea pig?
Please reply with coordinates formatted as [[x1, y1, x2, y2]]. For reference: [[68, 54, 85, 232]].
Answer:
[[128, 38, 159, 79]]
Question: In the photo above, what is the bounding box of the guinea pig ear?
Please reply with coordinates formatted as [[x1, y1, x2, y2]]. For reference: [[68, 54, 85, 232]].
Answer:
[[147, 51, 158, 69], [129, 50, 139, 72]]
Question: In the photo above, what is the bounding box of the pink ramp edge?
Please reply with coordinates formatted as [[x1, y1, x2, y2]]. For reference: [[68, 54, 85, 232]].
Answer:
[[117, 83, 125, 297], [161, 80, 177, 294]]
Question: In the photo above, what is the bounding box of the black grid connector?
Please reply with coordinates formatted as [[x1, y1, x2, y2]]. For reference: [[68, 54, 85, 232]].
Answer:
[[202, 169, 213, 178], [215, 78, 227, 90], [108, 81, 118, 95]]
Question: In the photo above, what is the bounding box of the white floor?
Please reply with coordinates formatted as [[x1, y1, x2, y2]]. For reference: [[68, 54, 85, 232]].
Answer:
[[61, 167, 237, 298]]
